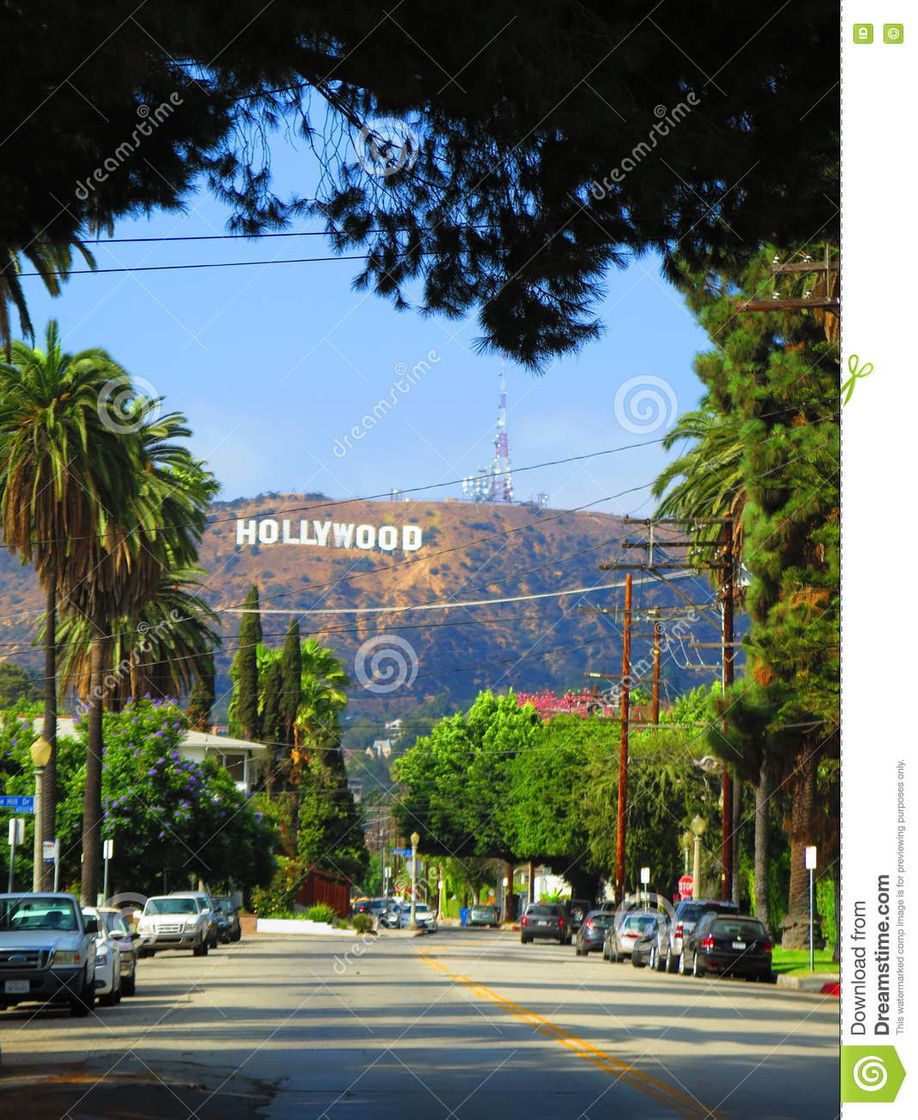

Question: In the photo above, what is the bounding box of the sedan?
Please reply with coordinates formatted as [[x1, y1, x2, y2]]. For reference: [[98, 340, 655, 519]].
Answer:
[[398, 903, 438, 931], [605, 910, 660, 962], [575, 910, 613, 955], [468, 905, 500, 928], [683, 913, 773, 980], [630, 919, 662, 968]]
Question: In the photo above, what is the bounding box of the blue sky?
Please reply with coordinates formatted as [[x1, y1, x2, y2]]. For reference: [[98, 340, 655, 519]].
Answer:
[[20, 138, 710, 514]]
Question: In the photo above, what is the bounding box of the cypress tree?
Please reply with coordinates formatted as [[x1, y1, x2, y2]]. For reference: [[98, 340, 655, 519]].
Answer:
[[279, 619, 302, 748], [187, 653, 216, 732], [230, 585, 262, 741]]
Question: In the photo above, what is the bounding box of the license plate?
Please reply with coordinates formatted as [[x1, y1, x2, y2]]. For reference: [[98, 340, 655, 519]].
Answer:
[[538, 920, 548, 926], [732, 941, 746, 950], [4, 979, 29, 994]]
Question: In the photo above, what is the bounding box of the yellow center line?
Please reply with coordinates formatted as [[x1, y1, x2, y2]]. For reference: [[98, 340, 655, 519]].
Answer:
[[418, 949, 725, 1120]]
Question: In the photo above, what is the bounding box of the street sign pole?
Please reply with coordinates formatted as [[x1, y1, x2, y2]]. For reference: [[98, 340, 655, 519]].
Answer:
[[102, 838, 114, 904], [805, 846, 818, 972], [7, 818, 25, 892]]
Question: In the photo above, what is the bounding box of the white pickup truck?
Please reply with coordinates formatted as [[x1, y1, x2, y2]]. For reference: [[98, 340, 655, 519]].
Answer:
[[0, 892, 98, 1016]]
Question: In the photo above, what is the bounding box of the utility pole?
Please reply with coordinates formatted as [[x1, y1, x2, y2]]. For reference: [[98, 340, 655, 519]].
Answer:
[[721, 522, 737, 903], [651, 609, 662, 725], [615, 573, 632, 901]]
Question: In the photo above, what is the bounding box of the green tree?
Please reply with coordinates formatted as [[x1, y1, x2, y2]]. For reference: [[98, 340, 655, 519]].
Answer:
[[0, 240, 95, 356], [187, 653, 216, 731], [0, 321, 139, 889], [2, 4, 837, 367], [0, 663, 40, 708], [229, 586, 262, 741], [279, 620, 303, 747]]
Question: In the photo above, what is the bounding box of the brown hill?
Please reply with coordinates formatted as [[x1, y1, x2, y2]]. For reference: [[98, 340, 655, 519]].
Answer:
[[0, 495, 720, 719]]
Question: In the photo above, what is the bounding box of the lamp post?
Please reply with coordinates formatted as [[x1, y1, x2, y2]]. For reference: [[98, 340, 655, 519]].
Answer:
[[30, 736, 53, 891], [409, 831, 420, 930], [690, 816, 707, 900], [681, 831, 694, 875]]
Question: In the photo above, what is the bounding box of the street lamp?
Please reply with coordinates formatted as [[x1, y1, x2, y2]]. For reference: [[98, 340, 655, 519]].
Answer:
[[30, 736, 52, 891], [681, 831, 694, 875], [690, 816, 706, 900], [409, 831, 420, 929]]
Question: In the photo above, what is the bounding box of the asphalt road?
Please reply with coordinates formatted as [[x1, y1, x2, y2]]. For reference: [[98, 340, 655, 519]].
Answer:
[[0, 928, 840, 1119]]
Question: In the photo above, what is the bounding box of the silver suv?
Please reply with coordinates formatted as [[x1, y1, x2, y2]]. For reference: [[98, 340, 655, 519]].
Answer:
[[0, 893, 98, 1016], [169, 891, 220, 949]]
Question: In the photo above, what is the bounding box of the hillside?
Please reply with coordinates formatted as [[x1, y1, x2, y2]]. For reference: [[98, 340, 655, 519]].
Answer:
[[0, 495, 721, 725]]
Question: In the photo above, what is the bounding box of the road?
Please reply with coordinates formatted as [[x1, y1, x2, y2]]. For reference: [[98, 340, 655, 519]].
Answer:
[[0, 927, 840, 1119]]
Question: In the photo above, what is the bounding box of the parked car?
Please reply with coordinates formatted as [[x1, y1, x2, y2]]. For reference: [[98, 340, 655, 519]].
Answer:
[[398, 903, 438, 931], [468, 904, 501, 928], [520, 903, 571, 945], [213, 897, 242, 943], [137, 895, 211, 956], [169, 891, 219, 948], [379, 900, 406, 929], [0, 892, 98, 1016], [663, 899, 740, 974], [683, 912, 773, 981], [83, 906, 139, 1002], [604, 910, 659, 962], [630, 920, 662, 968], [366, 898, 391, 922], [575, 910, 613, 955]]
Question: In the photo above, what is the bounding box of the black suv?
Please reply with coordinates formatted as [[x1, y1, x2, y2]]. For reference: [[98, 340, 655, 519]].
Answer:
[[664, 898, 740, 973], [520, 903, 571, 945]]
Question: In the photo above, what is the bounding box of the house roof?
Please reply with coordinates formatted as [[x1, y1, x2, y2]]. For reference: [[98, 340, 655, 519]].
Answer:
[[32, 717, 266, 754]]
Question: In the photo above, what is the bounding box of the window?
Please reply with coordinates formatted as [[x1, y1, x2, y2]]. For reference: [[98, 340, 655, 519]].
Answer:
[[144, 898, 198, 915], [1, 898, 79, 931]]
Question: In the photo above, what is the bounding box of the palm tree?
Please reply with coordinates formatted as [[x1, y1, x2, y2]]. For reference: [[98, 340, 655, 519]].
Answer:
[[0, 240, 95, 358], [63, 401, 214, 902], [54, 569, 220, 709], [0, 321, 135, 887]]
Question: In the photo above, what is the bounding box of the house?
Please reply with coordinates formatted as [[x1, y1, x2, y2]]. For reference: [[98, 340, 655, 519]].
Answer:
[[33, 718, 268, 794]]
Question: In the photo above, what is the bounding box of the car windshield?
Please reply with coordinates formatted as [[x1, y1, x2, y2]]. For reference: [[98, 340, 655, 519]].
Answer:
[[414, 905, 430, 914], [1, 897, 79, 931], [585, 912, 612, 926], [144, 898, 198, 915], [101, 911, 129, 934], [527, 905, 559, 917], [712, 919, 767, 941], [622, 914, 658, 932]]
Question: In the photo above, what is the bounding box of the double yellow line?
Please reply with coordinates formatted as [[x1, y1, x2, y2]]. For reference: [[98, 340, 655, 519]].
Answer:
[[419, 951, 724, 1120]]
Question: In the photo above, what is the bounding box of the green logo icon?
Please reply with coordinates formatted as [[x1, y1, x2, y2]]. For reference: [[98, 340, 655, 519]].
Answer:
[[854, 23, 874, 43], [841, 1046, 906, 1103], [884, 23, 904, 43]]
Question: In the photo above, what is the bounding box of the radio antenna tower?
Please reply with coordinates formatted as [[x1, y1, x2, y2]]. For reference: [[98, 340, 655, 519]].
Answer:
[[491, 370, 514, 502]]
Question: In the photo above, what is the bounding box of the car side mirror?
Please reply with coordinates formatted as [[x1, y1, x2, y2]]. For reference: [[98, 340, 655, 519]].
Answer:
[[84, 917, 99, 934]]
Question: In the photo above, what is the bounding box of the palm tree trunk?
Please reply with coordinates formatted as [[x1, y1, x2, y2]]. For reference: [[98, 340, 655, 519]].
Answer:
[[779, 740, 822, 949], [731, 772, 742, 905], [80, 621, 108, 904], [40, 571, 58, 890], [754, 755, 771, 935]]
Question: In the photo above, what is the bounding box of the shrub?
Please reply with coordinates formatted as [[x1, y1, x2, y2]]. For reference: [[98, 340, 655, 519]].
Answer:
[[305, 903, 337, 923], [352, 913, 374, 934]]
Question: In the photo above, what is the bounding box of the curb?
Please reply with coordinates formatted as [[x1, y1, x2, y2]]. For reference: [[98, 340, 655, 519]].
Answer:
[[775, 972, 840, 994]]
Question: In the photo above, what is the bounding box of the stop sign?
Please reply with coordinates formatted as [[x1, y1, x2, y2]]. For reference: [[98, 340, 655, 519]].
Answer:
[[678, 874, 693, 899]]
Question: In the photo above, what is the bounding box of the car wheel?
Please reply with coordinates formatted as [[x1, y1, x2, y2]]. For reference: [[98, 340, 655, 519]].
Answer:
[[193, 938, 208, 957], [101, 968, 122, 1006], [648, 945, 658, 971], [692, 952, 703, 978], [678, 950, 688, 975], [520, 934, 531, 944], [122, 967, 136, 997], [69, 972, 95, 1017]]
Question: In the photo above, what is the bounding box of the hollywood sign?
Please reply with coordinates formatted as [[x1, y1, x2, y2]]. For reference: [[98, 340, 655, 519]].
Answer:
[[235, 518, 423, 552]]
